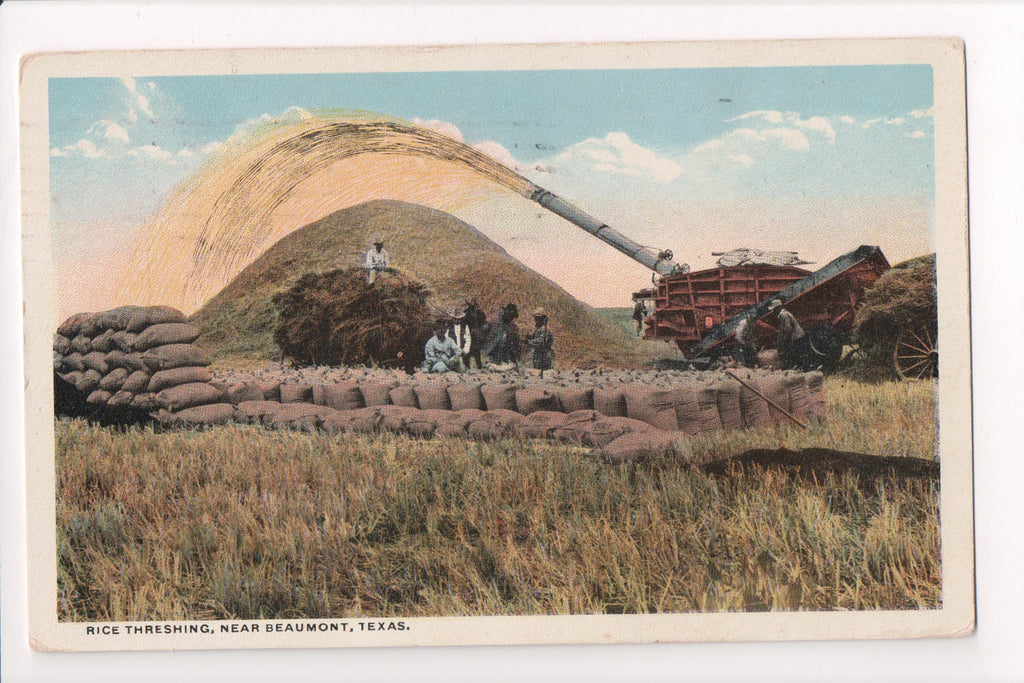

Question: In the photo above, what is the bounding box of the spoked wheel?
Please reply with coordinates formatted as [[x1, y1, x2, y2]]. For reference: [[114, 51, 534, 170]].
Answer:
[[893, 327, 938, 380]]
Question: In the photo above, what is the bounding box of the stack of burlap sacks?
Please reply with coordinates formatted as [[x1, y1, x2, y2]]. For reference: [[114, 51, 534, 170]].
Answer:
[[53, 305, 234, 421], [54, 306, 826, 462]]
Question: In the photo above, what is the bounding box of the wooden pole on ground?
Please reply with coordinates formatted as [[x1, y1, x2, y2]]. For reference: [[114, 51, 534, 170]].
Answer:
[[724, 370, 808, 430]]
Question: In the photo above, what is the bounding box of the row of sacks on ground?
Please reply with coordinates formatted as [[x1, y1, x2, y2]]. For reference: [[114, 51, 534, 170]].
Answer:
[[54, 306, 210, 413], [121, 372, 823, 434]]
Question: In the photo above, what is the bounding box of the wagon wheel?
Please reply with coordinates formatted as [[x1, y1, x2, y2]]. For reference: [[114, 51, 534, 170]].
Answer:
[[893, 327, 938, 380]]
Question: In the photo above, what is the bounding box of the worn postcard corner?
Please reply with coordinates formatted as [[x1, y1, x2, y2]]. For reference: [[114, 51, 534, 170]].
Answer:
[[22, 37, 970, 652]]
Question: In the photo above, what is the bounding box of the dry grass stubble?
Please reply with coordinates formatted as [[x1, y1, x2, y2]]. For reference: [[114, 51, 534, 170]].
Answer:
[[56, 377, 939, 621]]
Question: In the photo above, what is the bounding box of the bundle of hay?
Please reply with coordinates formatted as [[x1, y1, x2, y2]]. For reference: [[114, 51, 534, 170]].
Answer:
[[853, 254, 937, 377], [271, 267, 434, 370]]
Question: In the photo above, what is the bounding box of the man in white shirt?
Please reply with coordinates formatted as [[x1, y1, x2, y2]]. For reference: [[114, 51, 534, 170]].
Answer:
[[423, 321, 463, 373], [362, 235, 391, 283]]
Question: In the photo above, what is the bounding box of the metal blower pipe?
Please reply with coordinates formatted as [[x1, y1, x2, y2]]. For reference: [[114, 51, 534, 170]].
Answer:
[[525, 185, 685, 276]]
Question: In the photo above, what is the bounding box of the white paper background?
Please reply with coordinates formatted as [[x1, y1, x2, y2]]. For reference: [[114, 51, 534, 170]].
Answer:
[[2, 2, 1020, 682]]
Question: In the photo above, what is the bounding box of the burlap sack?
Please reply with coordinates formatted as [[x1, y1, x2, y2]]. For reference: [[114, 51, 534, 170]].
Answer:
[[60, 370, 83, 387], [389, 385, 419, 408], [414, 383, 451, 411], [696, 385, 723, 433], [111, 330, 137, 353], [481, 384, 519, 412], [345, 406, 385, 433], [133, 323, 201, 351], [279, 383, 313, 404], [378, 405, 423, 433], [358, 381, 395, 407], [147, 366, 214, 393], [268, 404, 336, 431], [447, 383, 485, 411], [757, 349, 783, 371], [672, 384, 702, 435], [805, 371, 826, 423], [129, 393, 160, 412], [578, 415, 654, 448], [515, 387, 559, 415], [86, 389, 112, 405], [758, 374, 793, 427], [623, 386, 678, 431], [434, 409, 484, 438], [593, 386, 628, 418], [121, 370, 151, 394], [518, 410, 570, 439], [79, 316, 106, 338], [142, 344, 209, 371], [785, 372, 811, 423], [412, 409, 460, 438], [57, 312, 94, 338], [737, 377, 772, 429], [82, 351, 111, 376], [103, 349, 129, 370], [123, 353, 149, 372], [225, 382, 264, 405], [549, 409, 601, 444], [595, 430, 693, 464], [715, 380, 744, 431], [235, 400, 289, 425], [156, 382, 225, 412], [94, 306, 144, 332], [75, 369, 103, 393], [165, 403, 236, 427], [126, 305, 186, 334], [260, 381, 282, 401], [320, 382, 364, 411], [61, 352, 86, 373], [555, 386, 594, 413], [53, 335, 71, 356], [466, 408, 525, 440], [98, 368, 129, 393], [71, 335, 91, 355], [107, 390, 133, 407], [91, 329, 115, 352]]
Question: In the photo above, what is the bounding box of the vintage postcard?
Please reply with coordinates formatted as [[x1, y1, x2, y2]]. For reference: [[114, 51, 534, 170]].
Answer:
[[21, 39, 971, 652]]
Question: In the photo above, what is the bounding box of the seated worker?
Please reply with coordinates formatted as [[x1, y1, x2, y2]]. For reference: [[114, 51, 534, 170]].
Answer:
[[422, 320, 464, 373], [362, 234, 392, 284]]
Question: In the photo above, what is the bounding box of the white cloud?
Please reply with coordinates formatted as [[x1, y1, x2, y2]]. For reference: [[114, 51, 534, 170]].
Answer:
[[908, 106, 934, 119], [51, 139, 107, 159], [122, 76, 155, 120], [129, 144, 173, 161], [729, 110, 835, 143], [554, 132, 682, 183], [715, 126, 810, 152], [907, 130, 927, 139], [473, 140, 519, 169], [729, 154, 754, 167], [839, 115, 856, 125], [861, 117, 907, 129], [411, 118, 464, 142], [88, 119, 130, 144], [200, 141, 225, 156]]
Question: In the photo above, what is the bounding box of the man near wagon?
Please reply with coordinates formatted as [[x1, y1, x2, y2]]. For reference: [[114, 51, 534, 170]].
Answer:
[[526, 307, 555, 378], [734, 312, 758, 368], [422, 320, 463, 373], [768, 299, 805, 369], [632, 300, 647, 337], [362, 234, 393, 284]]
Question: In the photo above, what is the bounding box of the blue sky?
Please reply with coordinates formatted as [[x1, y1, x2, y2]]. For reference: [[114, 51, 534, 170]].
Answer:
[[48, 65, 936, 308]]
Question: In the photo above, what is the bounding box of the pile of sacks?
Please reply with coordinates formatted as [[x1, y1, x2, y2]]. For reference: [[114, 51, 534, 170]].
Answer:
[[54, 306, 826, 463], [54, 306, 219, 417]]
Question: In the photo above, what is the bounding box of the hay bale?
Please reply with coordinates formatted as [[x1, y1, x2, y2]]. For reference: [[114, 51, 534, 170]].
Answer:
[[133, 323, 201, 351], [447, 384, 484, 411], [359, 381, 395, 407], [555, 386, 593, 413], [156, 382, 225, 412], [141, 344, 209, 371], [98, 368, 129, 393], [389, 385, 419, 408], [593, 387, 628, 418], [414, 383, 451, 411], [272, 267, 433, 369], [596, 430, 693, 464], [481, 384, 519, 412], [515, 387, 559, 415], [147, 366, 213, 393], [623, 386, 678, 430], [126, 306, 186, 333]]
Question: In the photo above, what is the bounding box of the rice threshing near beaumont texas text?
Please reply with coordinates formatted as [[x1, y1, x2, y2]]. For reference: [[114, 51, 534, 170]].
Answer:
[[31, 43, 969, 648]]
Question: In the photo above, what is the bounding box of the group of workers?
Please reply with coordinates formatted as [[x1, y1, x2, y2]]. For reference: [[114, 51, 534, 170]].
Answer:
[[360, 235, 555, 376], [734, 299, 805, 369]]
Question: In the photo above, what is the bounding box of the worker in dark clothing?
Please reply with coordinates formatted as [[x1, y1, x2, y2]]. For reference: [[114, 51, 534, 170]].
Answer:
[[734, 312, 758, 368], [482, 303, 521, 368], [632, 300, 646, 337], [768, 299, 805, 369], [526, 307, 555, 377]]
